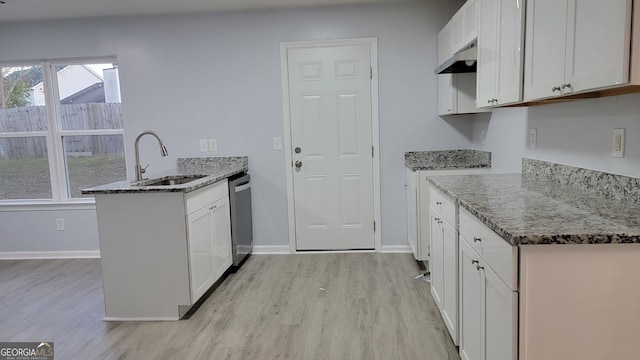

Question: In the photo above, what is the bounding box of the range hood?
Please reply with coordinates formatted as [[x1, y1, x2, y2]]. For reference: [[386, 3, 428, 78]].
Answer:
[[435, 42, 477, 74]]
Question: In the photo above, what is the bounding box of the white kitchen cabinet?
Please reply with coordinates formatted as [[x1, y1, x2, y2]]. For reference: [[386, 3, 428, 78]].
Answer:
[[451, 0, 480, 53], [524, 0, 633, 101], [406, 168, 490, 263], [477, 0, 525, 107], [186, 190, 232, 304], [96, 178, 233, 320], [438, 73, 486, 115], [211, 196, 233, 278], [430, 200, 458, 344], [458, 208, 518, 360]]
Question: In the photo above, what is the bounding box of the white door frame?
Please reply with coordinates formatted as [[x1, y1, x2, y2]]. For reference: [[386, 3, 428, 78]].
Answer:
[[280, 37, 381, 254]]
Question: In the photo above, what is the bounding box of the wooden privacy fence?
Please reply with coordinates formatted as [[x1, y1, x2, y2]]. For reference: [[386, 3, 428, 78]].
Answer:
[[0, 103, 124, 160]]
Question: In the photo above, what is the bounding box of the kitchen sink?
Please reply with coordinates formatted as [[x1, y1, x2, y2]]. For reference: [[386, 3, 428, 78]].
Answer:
[[135, 175, 207, 187]]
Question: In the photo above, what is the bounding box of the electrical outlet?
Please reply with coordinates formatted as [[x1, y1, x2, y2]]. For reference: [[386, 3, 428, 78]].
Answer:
[[273, 137, 282, 150], [199, 139, 208, 152], [209, 138, 218, 152], [480, 130, 486, 145], [529, 128, 537, 149], [56, 218, 65, 231], [613, 128, 625, 158]]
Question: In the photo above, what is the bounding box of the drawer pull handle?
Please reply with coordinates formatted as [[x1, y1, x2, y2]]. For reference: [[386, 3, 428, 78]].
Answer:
[[476, 265, 484, 271], [471, 260, 479, 265], [473, 237, 482, 242], [209, 205, 217, 210], [436, 201, 442, 205], [434, 217, 440, 221]]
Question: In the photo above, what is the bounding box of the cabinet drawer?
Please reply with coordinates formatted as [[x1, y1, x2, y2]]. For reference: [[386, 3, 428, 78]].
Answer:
[[459, 208, 517, 290], [429, 186, 456, 226], [185, 179, 229, 215]]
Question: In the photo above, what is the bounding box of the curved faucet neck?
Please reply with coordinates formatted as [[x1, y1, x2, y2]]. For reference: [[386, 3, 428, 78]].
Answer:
[[134, 130, 168, 181]]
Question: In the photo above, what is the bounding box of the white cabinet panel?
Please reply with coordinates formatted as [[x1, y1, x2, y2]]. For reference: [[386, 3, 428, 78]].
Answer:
[[565, 0, 632, 93], [187, 206, 216, 303], [478, 0, 525, 107], [212, 196, 233, 278], [441, 218, 458, 344], [459, 236, 482, 360], [430, 209, 445, 310], [524, 0, 633, 101], [406, 169, 419, 259]]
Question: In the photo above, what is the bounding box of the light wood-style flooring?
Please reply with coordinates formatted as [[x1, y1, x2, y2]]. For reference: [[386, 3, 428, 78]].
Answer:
[[0, 253, 460, 360]]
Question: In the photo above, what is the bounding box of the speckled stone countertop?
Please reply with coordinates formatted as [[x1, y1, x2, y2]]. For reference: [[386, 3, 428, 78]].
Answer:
[[426, 173, 640, 246], [81, 156, 248, 194], [405, 150, 491, 171]]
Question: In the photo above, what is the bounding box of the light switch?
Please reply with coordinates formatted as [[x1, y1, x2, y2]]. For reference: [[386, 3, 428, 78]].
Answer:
[[209, 138, 218, 152], [199, 139, 208, 152]]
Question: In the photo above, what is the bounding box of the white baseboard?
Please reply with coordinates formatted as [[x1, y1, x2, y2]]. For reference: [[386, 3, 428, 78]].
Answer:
[[0, 250, 101, 260], [380, 245, 412, 253], [103, 317, 179, 322], [252, 245, 291, 254]]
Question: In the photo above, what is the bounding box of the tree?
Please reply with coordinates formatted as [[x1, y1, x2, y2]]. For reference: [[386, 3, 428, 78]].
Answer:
[[0, 67, 33, 109]]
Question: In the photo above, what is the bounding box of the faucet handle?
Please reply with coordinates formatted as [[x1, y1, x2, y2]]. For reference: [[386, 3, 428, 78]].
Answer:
[[141, 164, 150, 174]]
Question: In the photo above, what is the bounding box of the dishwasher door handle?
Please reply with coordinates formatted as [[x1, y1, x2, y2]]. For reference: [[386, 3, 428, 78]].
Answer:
[[234, 183, 251, 193]]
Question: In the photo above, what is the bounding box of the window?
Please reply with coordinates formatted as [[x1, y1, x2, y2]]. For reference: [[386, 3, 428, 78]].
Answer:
[[0, 60, 126, 202]]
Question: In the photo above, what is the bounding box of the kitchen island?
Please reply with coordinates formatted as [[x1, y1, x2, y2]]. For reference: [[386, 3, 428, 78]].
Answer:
[[82, 157, 248, 321], [425, 158, 640, 360]]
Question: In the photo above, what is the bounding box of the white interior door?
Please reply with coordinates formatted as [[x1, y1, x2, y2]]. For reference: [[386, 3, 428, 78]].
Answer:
[[287, 44, 374, 251]]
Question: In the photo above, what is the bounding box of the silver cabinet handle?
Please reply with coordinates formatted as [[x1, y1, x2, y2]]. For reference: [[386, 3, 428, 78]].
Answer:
[[295, 160, 302, 169], [436, 201, 442, 205], [476, 265, 484, 271], [473, 237, 482, 242], [552, 85, 562, 92], [471, 260, 479, 265], [209, 205, 217, 210], [294, 147, 302, 154], [562, 82, 572, 89]]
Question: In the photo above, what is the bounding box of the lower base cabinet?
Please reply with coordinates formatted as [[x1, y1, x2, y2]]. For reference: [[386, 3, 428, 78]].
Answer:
[[186, 193, 232, 303], [96, 179, 233, 320], [459, 236, 517, 360]]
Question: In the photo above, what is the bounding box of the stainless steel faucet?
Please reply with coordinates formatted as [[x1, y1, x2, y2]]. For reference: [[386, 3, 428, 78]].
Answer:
[[134, 130, 168, 181]]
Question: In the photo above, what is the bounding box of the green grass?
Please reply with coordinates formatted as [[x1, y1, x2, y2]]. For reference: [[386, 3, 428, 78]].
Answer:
[[0, 155, 126, 200]]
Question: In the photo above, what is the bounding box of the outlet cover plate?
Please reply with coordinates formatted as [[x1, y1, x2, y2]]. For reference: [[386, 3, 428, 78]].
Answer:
[[613, 128, 625, 158], [529, 128, 537, 149]]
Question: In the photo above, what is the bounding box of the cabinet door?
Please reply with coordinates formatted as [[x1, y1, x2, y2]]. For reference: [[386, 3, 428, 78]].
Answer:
[[477, 0, 499, 108], [463, 0, 479, 48], [442, 219, 459, 345], [406, 169, 419, 260], [430, 209, 444, 311], [495, 0, 525, 105], [212, 196, 233, 278], [459, 237, 483, 360], [484, 264, 518, 360], [438, 22, 453, 65], [564, 0, 632, 93], [187, 206, 216, 303], [438, 74, 456, 115], [524, 0, 568, 101]]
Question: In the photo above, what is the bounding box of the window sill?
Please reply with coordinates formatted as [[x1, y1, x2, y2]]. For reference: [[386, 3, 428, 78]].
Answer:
[[0, 199, 96, 212]]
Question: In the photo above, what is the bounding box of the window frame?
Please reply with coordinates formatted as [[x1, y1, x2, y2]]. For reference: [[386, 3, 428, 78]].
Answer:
[[0, 57, 125, 206]]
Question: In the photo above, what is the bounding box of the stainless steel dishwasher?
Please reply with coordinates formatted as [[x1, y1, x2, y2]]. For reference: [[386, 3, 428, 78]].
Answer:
[[228, 173, 253, 271]]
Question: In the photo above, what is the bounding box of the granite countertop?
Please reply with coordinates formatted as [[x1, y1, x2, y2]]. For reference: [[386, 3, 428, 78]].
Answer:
[[405, 150, 491, 171], [426, 173, 640, 246], [81, 156, 248, 194]]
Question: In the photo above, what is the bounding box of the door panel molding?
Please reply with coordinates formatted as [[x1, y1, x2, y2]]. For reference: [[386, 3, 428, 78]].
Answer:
[[280, 37, 380, 253]]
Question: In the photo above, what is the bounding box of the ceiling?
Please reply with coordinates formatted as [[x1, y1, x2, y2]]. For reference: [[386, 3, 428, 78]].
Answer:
[[0, 0, 409, 23]]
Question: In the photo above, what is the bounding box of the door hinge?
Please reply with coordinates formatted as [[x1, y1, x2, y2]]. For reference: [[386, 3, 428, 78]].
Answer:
[[373, 221, 376, 232], [370, 67, 373, 80]]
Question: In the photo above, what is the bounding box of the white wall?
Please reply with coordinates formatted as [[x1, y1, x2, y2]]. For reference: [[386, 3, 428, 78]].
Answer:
[[471, 92, 640, 177], [0, 0, 471, 254]]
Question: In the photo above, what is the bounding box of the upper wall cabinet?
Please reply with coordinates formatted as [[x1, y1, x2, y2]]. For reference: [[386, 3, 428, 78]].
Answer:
[[476, 0, 525, 108], [451, 0, 480, 54], [524, 0, 634, 102]]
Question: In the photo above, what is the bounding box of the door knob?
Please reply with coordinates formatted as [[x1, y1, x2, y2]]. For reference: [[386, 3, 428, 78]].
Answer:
[[295, 160, 302, 169], [295, 147, 302, 154]]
